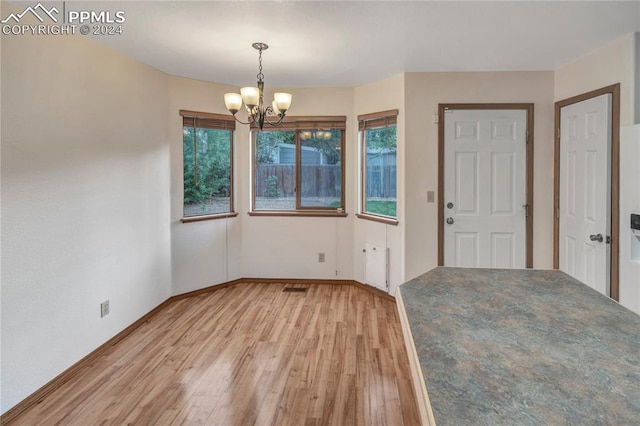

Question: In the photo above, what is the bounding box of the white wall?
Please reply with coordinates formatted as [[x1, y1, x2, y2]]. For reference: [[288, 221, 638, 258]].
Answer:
[[555, 33, 636, 126], [240, 87, 356, 281], [403, 72, 556, 279], [0, 31, 172, 413], [353, 75, 405, 295], [635, 33, 640, 125], [0, 2, 4, 412], [168, 77, 243, 294]]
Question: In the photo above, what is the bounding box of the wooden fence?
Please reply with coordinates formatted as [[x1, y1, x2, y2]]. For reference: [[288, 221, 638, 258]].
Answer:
[[255, 164, 296, 197], [255, 164, 396, 198], [256, 164, 341, 198], [365, 165, 397, 198]]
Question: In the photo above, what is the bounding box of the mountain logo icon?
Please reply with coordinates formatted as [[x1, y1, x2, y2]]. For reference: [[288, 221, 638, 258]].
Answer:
[[1, 3, 59, 24]]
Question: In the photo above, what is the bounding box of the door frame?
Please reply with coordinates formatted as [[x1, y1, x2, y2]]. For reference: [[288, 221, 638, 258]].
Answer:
[[553, 84, 620, 300], [437, 103, 535, 268]]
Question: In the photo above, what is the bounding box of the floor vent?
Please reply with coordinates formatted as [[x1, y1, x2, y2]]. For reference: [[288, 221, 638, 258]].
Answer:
[[283, 287, 308, 293]]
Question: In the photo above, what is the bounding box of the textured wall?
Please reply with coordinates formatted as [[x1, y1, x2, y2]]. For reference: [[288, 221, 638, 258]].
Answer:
[[1, 31, 172, 412]]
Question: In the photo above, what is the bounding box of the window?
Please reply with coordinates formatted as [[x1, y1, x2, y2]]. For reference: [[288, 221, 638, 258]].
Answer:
[[251, 116, 346, 216], [358, 110, 398, 224], [180, 110, 236, 221]]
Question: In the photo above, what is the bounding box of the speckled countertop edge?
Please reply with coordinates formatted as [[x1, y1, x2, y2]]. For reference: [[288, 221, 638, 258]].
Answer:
[[398, 267, 640, 426]]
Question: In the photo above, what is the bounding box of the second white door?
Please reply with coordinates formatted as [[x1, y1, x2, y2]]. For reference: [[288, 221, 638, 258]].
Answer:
[[559, 94, 612, 296], [444, 109, 528, 268]]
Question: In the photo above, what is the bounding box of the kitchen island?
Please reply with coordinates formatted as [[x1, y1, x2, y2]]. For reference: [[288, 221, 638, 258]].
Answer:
[[397, 267, 640, 425]]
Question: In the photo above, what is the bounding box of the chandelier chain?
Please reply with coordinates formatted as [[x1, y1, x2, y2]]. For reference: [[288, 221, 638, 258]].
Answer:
[[257, 48, 264, 82]]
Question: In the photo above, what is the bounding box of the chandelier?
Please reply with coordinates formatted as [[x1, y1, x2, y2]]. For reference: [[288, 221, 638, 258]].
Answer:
[[224, 42, 292, 131], [300, 130, 332, 140]]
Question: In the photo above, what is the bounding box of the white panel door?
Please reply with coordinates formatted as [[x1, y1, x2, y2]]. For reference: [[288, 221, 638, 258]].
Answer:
[[444, 109, 527, 268], [559, 94, 612, 296]]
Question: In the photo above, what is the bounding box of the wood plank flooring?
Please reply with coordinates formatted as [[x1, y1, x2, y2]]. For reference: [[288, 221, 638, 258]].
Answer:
[[9, 283, 421, 425]]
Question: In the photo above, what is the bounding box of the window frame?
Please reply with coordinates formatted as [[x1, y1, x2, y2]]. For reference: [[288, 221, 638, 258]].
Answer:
[[357, 109, 399, 226], [250, 116, 347, 217], [180, 109, 237, 222]]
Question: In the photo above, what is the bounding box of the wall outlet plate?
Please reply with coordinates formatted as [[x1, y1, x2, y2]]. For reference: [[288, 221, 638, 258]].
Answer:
[[100, 300, 110, 318], [318, 253, 325, 263]]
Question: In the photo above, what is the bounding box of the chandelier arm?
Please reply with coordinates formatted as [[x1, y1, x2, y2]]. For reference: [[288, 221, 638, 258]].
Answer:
[[263, 106, 286, 126], [231, 114, 254, 126], [264, 115, 286, 126]]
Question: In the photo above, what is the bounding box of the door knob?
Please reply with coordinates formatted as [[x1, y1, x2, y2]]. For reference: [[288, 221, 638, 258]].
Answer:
[[447, 202, 454, 209], [589, 234, 603, 243], [446, 217, 454, 225]]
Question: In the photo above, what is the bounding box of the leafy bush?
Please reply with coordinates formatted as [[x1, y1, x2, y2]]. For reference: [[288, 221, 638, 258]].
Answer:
[[265, 175, 278, 198], [183, 127, 231, 205]]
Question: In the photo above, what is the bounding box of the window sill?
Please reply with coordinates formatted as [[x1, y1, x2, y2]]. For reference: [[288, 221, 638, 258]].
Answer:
[[181, 212, 238, 223], [248, 210, 348, 218], [356, 213, 398, 226]]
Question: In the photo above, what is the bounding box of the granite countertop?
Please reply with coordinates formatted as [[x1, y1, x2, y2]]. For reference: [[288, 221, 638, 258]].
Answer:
[[399, 267, 640, 425]]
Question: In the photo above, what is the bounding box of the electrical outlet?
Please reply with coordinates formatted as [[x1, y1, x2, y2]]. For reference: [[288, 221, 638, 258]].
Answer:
[[318, 252, 325, 263], [101, 300, 110, 318], [427, 191, 435, 203]]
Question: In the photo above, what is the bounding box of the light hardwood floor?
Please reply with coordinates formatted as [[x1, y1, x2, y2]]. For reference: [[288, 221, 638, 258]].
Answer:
[[9, 283, 421, 425]]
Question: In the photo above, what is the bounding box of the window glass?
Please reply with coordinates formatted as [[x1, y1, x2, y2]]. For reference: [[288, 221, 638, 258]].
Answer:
[[183, 127, 232, 217], [300, 130, 342, 208], [363, 125, 397, 218], [251, 119, 345, 213], [254, 130, 296, 210]]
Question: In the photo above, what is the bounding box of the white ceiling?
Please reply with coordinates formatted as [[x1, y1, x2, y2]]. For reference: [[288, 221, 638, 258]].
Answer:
[[81, 1, 640, 88]]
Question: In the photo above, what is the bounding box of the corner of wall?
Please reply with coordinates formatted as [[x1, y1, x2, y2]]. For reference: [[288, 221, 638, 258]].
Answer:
[[554, 33, 636, 125], [634, 32, 640, 125], [1, 28, 172, 414], [0, 0, 3, 413], [353, 74, 407, 294], [167, 76, 244, 296]]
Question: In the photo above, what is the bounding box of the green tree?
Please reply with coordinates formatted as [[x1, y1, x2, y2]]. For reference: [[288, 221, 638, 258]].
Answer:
[[183, 127, 231, 205], [256, 129, 344, 164], [301, 130, 341, 164], [255, 130, 294, 163], [365, 126, 396, 151]]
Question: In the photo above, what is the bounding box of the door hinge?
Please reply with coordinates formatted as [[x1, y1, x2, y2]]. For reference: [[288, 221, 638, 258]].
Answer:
[[557, 128, 561, 139], [606, 236, 611, 244], [556, 207, 560, 219], [526, 130, 529, 143], [522, 204, 530, 217]]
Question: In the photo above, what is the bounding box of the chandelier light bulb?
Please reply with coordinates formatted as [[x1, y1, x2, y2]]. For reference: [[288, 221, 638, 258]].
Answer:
[[274, 92, 292, 112], [224, 93, 242, 114], [240, 87, 260, 107]]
